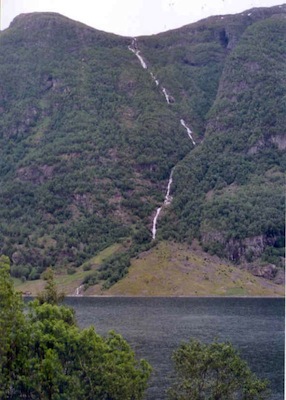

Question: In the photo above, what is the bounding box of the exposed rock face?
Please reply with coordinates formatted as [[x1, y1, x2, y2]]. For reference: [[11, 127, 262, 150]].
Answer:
[[273, 268, 285, 285], [202, 231, 276, 263], [246, 263, 278, 279], [227, 235, 277, 262], [17, 165, 54, 184], [240, 263, 285, 284], [12, 251, 24, 265], [42, 74, 62, 92], [248, 135, 286, 154], [271, 135, 286, 150], [202, 231, 284, 282]]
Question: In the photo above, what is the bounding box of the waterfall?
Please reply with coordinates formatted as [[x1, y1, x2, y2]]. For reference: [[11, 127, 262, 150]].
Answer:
[[129, 40, 160, 88], [128, 46, 148, 69], [162, 87, 171, 104], [152, 168, 174, 240], [129, 38, 174, 104], [152, 207, 162, 240], [180, 119, 196, 145], [75, 284, 84, 296], [164, 168, 174, 205], [128, 38, 148, 69], [135, 50, 147, 69], [150, 72, 159, 86], [128, 39, 197, 239]]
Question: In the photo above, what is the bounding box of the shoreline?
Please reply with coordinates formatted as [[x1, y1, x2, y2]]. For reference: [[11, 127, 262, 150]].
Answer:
[[23, 294, 285, 299]]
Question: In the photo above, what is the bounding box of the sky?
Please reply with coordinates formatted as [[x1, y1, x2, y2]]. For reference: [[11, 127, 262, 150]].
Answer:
[[1, 0, 283, 36]]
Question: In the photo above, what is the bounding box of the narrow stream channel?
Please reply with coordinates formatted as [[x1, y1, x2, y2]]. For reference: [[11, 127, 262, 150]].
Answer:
[[128, 39, 196, 239]]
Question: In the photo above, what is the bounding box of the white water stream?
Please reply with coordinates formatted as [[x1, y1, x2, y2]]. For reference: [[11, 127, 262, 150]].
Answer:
[[162, 87, 171, 104], [74, 284, 84, 296], [129, 39, 171, 103], [152, 207, 162, 240], [128, 39, 197, 239], [164, 168, 174, 205], [152, 168, 174, 240], [150, 72, 159, 86], [180, 119, 196, 145], [128, 38, 147, 69]]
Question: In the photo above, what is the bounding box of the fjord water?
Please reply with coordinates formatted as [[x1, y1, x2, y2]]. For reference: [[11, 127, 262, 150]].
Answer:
[[66, 297, 284, 400]]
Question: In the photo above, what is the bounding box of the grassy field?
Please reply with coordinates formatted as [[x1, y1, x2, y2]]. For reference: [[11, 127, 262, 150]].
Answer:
[[85, 241, 284, 297], [15, 241, 284, 297]]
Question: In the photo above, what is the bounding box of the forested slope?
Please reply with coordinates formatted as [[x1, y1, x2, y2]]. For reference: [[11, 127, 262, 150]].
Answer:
[[159, 12, 286, 269], [0, 6, 285, 287], [0, 13, 190, 281]]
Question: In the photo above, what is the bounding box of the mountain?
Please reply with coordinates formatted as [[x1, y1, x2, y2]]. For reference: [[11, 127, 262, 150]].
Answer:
[[0, 6, 285, 291], [154, 8, 286, 266]]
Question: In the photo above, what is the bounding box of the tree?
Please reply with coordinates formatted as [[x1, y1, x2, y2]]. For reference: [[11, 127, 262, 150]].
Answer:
[[0, 257, 151, 399], [74, 328, 151, 400], [0, 255, 30, 398], [168, 339, 269, 400], [37, 267, 65, 305]]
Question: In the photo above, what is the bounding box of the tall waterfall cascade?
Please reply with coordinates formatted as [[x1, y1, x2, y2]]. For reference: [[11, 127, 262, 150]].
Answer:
[[128, 39, 197, 239]]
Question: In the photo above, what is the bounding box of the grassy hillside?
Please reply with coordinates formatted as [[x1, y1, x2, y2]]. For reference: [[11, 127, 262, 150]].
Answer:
[[95, 241, 284, 297], [15, 241, 283, 297], [0, 6, 285, 290]]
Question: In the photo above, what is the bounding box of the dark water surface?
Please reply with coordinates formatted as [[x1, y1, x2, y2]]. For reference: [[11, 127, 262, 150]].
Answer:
[[66, 297, 284, 400]]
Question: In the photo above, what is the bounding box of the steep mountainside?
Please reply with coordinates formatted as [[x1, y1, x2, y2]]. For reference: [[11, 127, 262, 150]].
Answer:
[[158, 11, 286, 269], [0, 6, 285, 288], [0, 13, 191, 282]]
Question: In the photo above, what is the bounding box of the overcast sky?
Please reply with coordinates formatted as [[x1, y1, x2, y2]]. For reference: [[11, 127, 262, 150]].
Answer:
[[1, 0, 283, 35]]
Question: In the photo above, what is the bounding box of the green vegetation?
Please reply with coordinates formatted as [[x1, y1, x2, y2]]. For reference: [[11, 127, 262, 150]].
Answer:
[[0, 256, 273, 399], [168, 339, 269, 399], [13, 243, 125, 295], [0, 256, 151, 399], [0, 12, 190, 284], [90, 241, 284, 297], [159, 14, 286, 266], [0, 7, 285, 287]]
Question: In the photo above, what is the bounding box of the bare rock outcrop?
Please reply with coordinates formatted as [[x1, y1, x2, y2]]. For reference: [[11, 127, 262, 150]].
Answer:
[[17, 165, 54, 184]]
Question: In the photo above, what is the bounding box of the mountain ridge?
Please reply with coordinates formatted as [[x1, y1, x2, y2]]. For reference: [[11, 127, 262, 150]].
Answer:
[[0, 6, 285, 292]]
